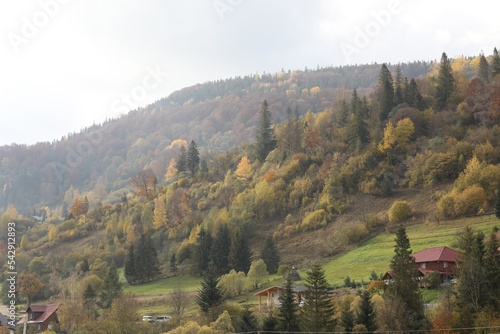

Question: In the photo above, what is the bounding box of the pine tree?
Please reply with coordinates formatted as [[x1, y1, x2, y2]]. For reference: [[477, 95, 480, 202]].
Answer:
[[277, 278, 300, 332], [237, 306, 260, 333], [260, 235, 280, 274], [483, 230, 500, 308], [186, 140, 200, 177], [255, 100, 277, 161], [194, 227, 212, 276], [435, 52, 455, 111], [340, 297, 355, 333], [196, 271, 224, 315], [124, 244, 137, 284], [299, 264, 336, 332], [356, 290, 377, 332], [338, 100, 350, 126], [134, 234, 161, 283], [229, 228, 252, 274], [394, 65, 404, 106], [100, 261, 122, 308], [210, 224, 231, 275], [478, 54, 490, 82], [492, 47, 500, 77], [83, 283, 96, 314], [377, 64, 395, 120], [386, 226, 425, 330], [175, 145, 187, 174], [407, 78, 426, 110], [346, 89, 369, 151]]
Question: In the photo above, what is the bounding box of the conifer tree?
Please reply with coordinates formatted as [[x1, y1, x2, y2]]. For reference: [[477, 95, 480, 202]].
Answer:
[[340, 297, 355, 333], [186, 140, 200, 177], [255, 100, 277, 161], [229, 228, 252, 274], [385, 226, 425, 330], [194, 227, 212, 276], [300, 264, 336, 332], [338, 100, 350, 126], [478, 54, 490, 82], [435, 52, 455, 111], [175, 145, 187, 174], [124, 244, 137, 284], [483, 230, 500, 308], [356, 290, 377, 332], [196, 271, 224, 315], [394, 65, 404, 106], [237, 306, 260, 333], [277, 278, 300, 332], [492, 47, 500, 77], [134, 234, 161, 283], [210, 224, 231, 275], [377, 63, 395, 120], [100, 261, 122, 308], [495, 184, 500, 219], [260, 235, 280, 274], [83, 283, 97, 315], [170, 252, 178, 276], [406, 78, 426, 110]]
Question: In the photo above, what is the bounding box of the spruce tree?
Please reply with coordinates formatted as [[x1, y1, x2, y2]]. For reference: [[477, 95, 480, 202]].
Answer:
[[483, 230, 500, 308], [196, 271, 224, 315], [237, 306, 260, 333], [377, 63, 395, 120], [255, 100, 277, 161], [478, 54, 490, 82], [299, 264, 336, 332], [124, 244, 137, 284], [277, 278, 300, 332], [135, 234, 160, 283], [492, 47, 500, 77], [340, 297, 355, 333], [170, 253, 178, 276], [175, 145, 187, 174], [83, 283, 97, 315], [260, 235, 280, 274], [210, 224, 231, 275], [356, 290, 377, 332], [229, 228, 252, 274], [394, 65, 404, 106], [186, 140, 200, 177], [435, 52, 455, 111], [386, 226, 425, 330], [194, 227, 212, 276], [100, 261, 122, 308]]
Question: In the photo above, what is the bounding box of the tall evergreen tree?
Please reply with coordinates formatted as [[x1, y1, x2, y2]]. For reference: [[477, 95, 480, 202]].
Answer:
[[83, 283, 97, 315], [135, 234, 161, 283], [483, 230, 500, 309], [338, 100, 350, 126], [229, 228, 252, 274], [124, 244, 137, 284], [255, 100, 277, 161], [100, 261, 122, 308], [478, 54, 490, 82], [175, 145, 187, 174], [237, 306, 260, 333], [356, 290, 377, 332], [385, 226, 425, 330], [299, 264, 336, 332], [406, 78, 426, 110], [346, 89, 369, 151], [377, 64, 395, 120], [340, 297, 355, 333], [196, 271, 224, 315], [435, 52, 455, 111], [260, 235, 280, 274], [210, 224, 231, 275], [194, 227, 212, 276], [394, 65, 404, 106], [277, 278, 300, 332], [170, 252, 178, 276], [492, 47, 500, 77], [186, 140, 200, 177]]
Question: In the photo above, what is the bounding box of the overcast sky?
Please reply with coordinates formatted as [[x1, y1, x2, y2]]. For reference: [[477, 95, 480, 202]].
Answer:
[[0, 0, 498, 146]]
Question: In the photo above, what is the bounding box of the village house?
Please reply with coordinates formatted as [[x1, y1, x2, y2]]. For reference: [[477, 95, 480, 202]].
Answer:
[[18, 304, 59, 333], [254, 285, 307, 311]]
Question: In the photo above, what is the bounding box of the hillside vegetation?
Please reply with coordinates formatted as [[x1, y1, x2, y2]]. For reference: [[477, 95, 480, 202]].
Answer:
[[1, 49, 500, 333]]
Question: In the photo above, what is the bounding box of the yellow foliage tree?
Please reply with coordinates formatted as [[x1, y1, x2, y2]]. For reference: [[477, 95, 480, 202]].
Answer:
[[153, 195, 167, 229], [164, 159, 177, 183], [379, 118, 415, 153], [235, 156, 252, 179]]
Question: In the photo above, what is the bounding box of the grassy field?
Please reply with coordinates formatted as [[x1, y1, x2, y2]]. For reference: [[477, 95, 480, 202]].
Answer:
[[322, 214, 499, 286], [124, 275, 203, 295]]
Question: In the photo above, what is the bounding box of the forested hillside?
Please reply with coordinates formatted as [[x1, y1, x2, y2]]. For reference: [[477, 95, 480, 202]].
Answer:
[[1, 49, 500, 333], [0, 62, 431, 214]]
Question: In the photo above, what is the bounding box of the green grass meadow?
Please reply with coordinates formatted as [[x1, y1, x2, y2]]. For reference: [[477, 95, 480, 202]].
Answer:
[[323, 214, 499, 286]]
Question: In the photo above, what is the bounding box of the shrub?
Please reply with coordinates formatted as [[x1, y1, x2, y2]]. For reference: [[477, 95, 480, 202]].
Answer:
[[453, 186, 488, 216], [300, 209, 330, 231], [437, 195, 456, 218], [388, 201, 412, 224], [342, 222, 369, 245]]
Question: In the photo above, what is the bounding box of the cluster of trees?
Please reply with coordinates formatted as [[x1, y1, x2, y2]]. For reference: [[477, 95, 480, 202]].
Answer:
[[124, 234, 161, 284]]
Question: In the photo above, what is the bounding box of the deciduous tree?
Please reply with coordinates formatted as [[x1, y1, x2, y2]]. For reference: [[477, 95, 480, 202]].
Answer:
[[130, 168, 157, 200]]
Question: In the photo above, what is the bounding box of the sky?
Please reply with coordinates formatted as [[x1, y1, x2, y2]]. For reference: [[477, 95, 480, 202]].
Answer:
[[0, 0, 498, 146]]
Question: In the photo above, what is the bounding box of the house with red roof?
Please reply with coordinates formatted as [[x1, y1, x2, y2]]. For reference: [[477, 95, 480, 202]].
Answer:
[[412, 246, 460, 279], [18, 304, 59, 333]]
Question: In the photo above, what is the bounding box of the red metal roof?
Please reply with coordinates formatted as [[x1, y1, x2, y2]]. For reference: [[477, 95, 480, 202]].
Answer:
[[412, 246, 459, 263], [26, 304, 59, 324]]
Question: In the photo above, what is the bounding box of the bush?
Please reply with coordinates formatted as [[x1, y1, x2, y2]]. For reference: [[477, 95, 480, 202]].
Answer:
[[300, 209, 330, 231], [453, 186, 488, 216], [437, 195, 456, 218], [342, 223, 369, 245], [388, 201, 412, 224]]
